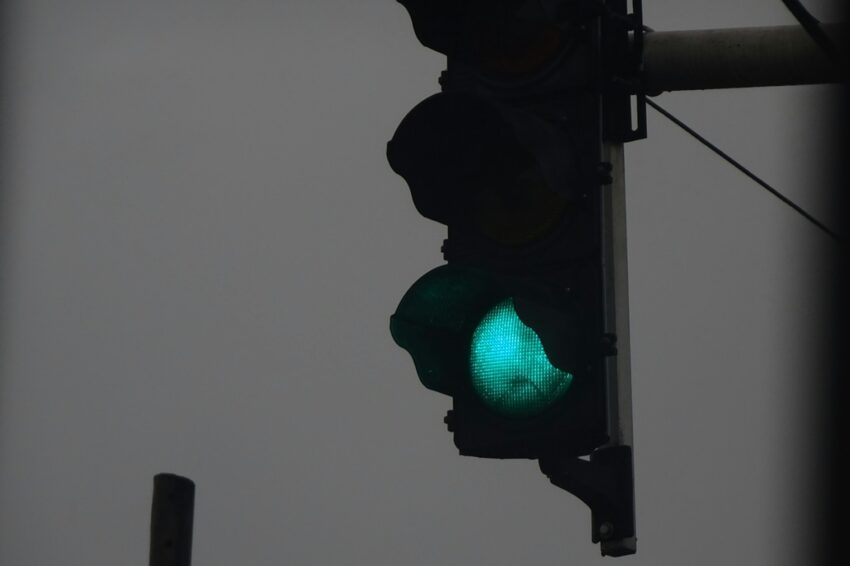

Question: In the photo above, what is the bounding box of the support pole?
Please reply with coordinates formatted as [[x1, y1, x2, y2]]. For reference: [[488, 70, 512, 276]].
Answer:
[[643, 25, 845, 95], [599, 141, 636, 557], [149, 473, 196, 566], [602, 143, 634, 453]]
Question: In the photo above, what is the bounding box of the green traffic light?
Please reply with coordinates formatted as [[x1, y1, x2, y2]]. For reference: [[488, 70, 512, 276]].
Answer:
[[469, 299, 573, 418]]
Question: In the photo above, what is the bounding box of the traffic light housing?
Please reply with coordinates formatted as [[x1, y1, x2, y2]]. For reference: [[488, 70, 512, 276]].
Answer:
[[387, 0, 643, 555]]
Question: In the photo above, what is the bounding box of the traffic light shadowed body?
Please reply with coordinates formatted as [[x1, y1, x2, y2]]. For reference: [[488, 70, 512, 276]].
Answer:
[[387, 0, 642, 556]]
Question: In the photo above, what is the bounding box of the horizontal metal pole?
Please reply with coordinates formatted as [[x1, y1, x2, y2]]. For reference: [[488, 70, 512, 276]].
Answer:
[[643, 25, 845, 95]]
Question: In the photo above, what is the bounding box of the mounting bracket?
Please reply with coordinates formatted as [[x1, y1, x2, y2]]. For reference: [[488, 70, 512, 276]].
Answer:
[[601, 0, 647, 142], [539, 445, 636, 557]]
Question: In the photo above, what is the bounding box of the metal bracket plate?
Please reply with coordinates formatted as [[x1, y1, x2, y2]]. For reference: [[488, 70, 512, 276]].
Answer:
[[601, 0, 647, 142]]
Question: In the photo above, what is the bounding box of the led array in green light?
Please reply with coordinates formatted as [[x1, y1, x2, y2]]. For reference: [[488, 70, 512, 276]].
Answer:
[[469, 299, 573, 418]]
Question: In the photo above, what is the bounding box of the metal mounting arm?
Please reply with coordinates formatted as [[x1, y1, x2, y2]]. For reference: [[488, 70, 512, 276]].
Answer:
[[642, 24, 846, 95], [540, 446, 636, 557]]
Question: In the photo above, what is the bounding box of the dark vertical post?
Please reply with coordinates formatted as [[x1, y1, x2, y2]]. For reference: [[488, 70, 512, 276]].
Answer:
[[149, 473, 195, 566]]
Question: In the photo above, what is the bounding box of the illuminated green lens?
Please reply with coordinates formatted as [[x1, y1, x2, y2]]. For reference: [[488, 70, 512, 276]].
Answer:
[[469, 299, 573, 417]]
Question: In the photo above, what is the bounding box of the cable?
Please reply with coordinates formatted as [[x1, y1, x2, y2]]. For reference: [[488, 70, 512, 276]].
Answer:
[[780, 0, 843, 66], [646, 98, 840, 243]]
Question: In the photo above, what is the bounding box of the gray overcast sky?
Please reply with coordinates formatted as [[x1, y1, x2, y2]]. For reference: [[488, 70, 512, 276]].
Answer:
[[0, 1, 840, 565]]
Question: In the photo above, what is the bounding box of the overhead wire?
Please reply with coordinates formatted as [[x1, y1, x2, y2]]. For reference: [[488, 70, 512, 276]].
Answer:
[[780, 0, 844, 67], [645, 98, 840, 243]]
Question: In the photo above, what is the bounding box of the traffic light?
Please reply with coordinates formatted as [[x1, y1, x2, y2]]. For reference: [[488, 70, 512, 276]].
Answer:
[[387, 0, 643, 555]]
